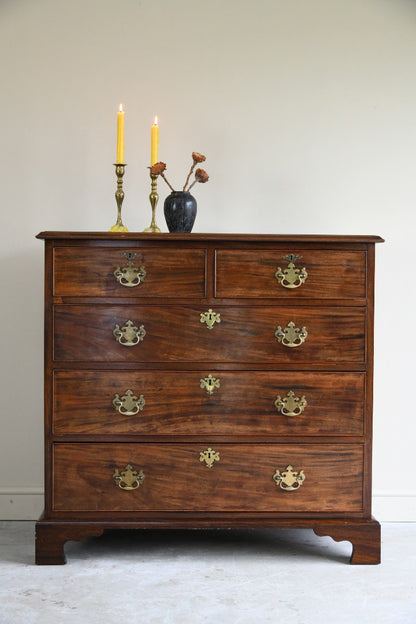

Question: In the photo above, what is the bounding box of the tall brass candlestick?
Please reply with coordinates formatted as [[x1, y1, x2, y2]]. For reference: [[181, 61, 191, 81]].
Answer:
[[144, 172, 161, 232], [109, 163, 129, 232]]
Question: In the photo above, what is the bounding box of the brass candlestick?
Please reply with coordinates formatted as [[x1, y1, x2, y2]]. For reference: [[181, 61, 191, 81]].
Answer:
[[109, 163, 129, 232], [144, 172, 161, 232]]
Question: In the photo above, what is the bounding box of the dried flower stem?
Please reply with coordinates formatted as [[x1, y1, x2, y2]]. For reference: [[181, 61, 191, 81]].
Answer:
[[160, 172, 175, 192], [183, 163, 196, 191], [187, 177, 197, 192]]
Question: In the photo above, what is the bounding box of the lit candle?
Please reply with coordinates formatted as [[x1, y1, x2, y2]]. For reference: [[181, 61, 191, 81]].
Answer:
[[151, 115, 159, 166], [116, 103, 125, 163]]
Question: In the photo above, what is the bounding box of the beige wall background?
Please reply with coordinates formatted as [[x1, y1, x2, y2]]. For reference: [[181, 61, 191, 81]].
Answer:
[[0, 0, 415, 520]]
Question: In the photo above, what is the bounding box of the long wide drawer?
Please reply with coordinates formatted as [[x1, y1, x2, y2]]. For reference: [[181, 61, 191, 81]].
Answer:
[[53, 371, 365, 436], [53, 247, 207, 297], [215, 249, 367, 299], [53, 305, 366, 363], [52, 443, 364, 513]]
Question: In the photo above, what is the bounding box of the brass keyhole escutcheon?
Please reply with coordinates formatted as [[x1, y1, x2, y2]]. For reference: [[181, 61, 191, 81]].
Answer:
[[114, 252, 147, 288], [200, 375, 220, 395], [275, 254, 308, 289], [273, 465, 305, 491], [199, 447, 220, 468], [275, 321, 308, 348], [200, 309, 221, 330], [275, 390, 307, 417]]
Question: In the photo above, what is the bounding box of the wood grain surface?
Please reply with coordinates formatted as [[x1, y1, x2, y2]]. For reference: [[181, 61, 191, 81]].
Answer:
[[52, 442, 364, 513], [53, 305, 366, 363], [53, 370, 365, 436], [53, 247, 206, 297], [215, 249, 366, 299]]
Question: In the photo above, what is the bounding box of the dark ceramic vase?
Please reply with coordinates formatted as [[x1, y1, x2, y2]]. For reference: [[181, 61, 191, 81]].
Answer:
[[164, 191, 197, 233]]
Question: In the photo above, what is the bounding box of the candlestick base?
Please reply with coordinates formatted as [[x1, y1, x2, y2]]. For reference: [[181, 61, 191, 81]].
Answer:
[[144, 173, 161, 232], [109, 223, 129, 232], [109, 163, 129, 232]]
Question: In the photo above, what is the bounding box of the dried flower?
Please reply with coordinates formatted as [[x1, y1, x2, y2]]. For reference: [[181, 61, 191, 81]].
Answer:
[[150, 162, 166, 175], [195, 168, 209, 182], [151, 151, 210, 194], [149, 161, 175, 191], [183, 152, 208, 191], [192, 152, 206, 163], [188, 168, 209, 191]]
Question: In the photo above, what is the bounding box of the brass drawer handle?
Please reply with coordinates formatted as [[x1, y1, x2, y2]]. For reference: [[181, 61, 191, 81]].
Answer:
[[200, 308, 221, 330], [275, 254, 308, 289], [200, 447, 220, 468], [112, 390, 146, 415], [275, 321, 308, 347], [200, 375, 220, 395], [113, 320, 146, 346], [273, 465, 305, 491], [113, 252, 147, 287], [275, 390, 307, 417], [113, 464, 145, 490]]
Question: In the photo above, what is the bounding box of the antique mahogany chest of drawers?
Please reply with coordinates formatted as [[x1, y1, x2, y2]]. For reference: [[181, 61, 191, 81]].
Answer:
[[35, 232, 383, 564]]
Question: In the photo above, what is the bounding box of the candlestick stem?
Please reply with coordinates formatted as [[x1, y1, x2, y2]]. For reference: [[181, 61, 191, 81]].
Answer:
[[144, 173, 161, 232], [109, 164, 128, 232]]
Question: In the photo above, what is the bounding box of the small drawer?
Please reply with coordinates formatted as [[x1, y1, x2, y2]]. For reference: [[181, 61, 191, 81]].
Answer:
[[215, 249, 366, 299], [53, 305, 366, 364], [53, 370, 365, 436], [52, 443, 364, 513], [53, 247, 206, 297]]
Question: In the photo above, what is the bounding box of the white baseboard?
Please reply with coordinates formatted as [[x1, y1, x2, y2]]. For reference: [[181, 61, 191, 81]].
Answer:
[[372, 491, 416, 522], [1, 489, 415, 521], [0, 488, 44, 520]]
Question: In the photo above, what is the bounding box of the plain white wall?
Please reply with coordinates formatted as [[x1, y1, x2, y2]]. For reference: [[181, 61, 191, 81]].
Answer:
[[0, 0, 415, 520]]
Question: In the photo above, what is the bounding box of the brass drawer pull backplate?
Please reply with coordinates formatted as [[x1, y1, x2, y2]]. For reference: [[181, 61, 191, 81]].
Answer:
[[275, 254, 308, 289], [275, 321, 308, 348], [113, 252, 147, 287], [113, 464, 145, 490], [273, 465, 305, 491], [113, 320, 146, 346], [275, 390, 307, 417], [112, 390, 146, 416]]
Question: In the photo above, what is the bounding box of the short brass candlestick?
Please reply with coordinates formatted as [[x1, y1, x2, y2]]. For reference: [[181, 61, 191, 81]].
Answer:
[[109, 163, 129, 232], [144, 172, 161, 232]]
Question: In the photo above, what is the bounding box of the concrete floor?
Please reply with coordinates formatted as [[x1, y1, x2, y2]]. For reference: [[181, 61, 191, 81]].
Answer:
[[0, 522, 415, 624]]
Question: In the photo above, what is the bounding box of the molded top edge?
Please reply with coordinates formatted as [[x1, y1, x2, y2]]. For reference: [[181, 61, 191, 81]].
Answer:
[[36, 231, 385, 243]]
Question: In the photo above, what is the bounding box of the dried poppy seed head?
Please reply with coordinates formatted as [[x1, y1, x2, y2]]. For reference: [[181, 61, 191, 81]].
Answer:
[[192, 152, 206, 163], [150, 162, 167, 175]]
